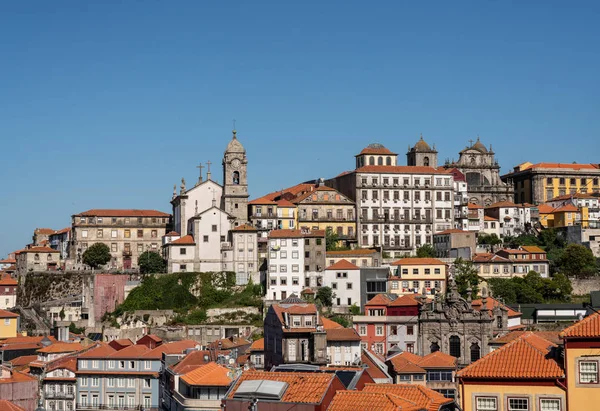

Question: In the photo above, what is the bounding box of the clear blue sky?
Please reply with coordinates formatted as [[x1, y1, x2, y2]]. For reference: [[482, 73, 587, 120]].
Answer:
[[1, 1, 599, 257]]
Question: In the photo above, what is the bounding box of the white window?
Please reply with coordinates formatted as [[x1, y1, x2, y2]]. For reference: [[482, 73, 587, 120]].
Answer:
[[359, 325, 366, 336], [540, 399, 561, 411], [292, 239, 298, 246], [144, 378, 151, 388], [81, 230, 88, 238], [91, 377, 99, 387], [80, 395, 88, 406], [579, 361, 598, 383], [92, 360, 98, 369], [111, 230, 117, 238], [375, 325, 384, 336], [108, 360, 115, 369], [292, 251, 299, 259], [391, 281, 398, 289], [281, 251, 287, 258], [4, 318, 10, 325], [80, 360, 88, 369], [507, 398, 528, 411], [292, 264, 299, 272], [476, 397, 497, 411], [144, 396, 151, 408], [144, 360, 151, 370], [118, 378, 125, 387], [80, 377, 88, 387], [108, 377, 115, 387], [127, 378, 135, 387]]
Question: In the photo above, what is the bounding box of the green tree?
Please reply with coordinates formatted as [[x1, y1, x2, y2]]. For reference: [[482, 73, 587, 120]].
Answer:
[[82, 243, 111, 269], [487, 278, 518, 304], [330, 315, 350, 328], [557, 244, 597, 277], [416, 244, 435, 258], [138, 251, 167, 274], [477, 233, 503, 252], [316, 286, 334, 307], [69, 322, 85, 335], [453, 258, 480, 299], [349, 304, 361, 315], [325, 228, 339, 251]]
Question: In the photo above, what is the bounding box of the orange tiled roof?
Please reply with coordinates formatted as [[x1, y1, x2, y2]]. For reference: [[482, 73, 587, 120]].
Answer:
[[521, 162, 600, 171], [35, 228, 56, 235], [390, 258, 445, 266], [326, 328, 361, 342], [365, 293, 394, 306], [15, 246, 59, 254], [457, 332, 562, 379], [207, 337, 251, 351], [326, 259, 360, 270], [520, 245, 546, 253], [228, 371, 336, 404], [486, 201, 522, 209], [143, 340, 198, 358], [108, 344, 150, 359], [0, 309, 19, 318], [170, 350, 227, 374], [357, 146, 396, 155], [560, 311, 600, 339], [78, 344, 116, 358], [389, 354, 426, 374], [321, 317, 343, 330], [483, 215, 498, 221], [47, 356, 78, 373], [164, 231, 180, 236], [471, 297, 521, 318], [554, 204, 580, 213], [180, 362, 232, 387], [276, 199, 296, 207], [389, 295, 420, 307], [418, 351, 456, 369], [434, 228, 468, 235], [0, 258, 16, 264], [74, 209, 171, 217], [537, 204, 555, 214], [356, 165, 447, 175], [363, 384, 452, 411], [467, 203, 483, 210], [361, 352, 389, 380], [0, 274, 17, 286], [0, 335, 56, 345], [328, 391, 422, 411], [37, 342, 83, 354], [551, 192, 598, 201], [492, 331, 561, 345], [0, 400, 26, 411], [8, 355, 37, 367], [0, 366, 37, 384], [249, 338, 264, 352], [248, 195, 278, 205], [326, 249, 378, 256], [169, 235, 195, 245], [472, 253, 510, 263], [231, 224, 258, 231]]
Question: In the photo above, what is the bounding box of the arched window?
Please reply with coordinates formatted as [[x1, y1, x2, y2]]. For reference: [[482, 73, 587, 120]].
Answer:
[[423, 156, 430, 166], [430, 342, 440, 353], [470, 342, 480, 362], [232, 171, 240, 185], [369, 156, 375, 165], [47, 254, 52, 261], [386, 156, 392, 165], [449, 335, 461, 358], [34, 253, 40, 261], [377, 157, 383, 165]]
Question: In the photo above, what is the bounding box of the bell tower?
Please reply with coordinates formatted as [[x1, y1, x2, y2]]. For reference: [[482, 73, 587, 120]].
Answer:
[[222, 129, 249, 224]]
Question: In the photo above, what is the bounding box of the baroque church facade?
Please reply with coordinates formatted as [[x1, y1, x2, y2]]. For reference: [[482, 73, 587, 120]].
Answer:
[[164, 130, 256, 284], [443, 137, 514, 206]]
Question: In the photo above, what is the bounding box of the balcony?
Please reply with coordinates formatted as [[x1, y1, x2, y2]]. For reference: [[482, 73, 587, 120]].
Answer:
[[76, 405, 158, 411], [382, 244, 412, 251], [172, 390, 223, 409], [298, 216, 353, 222], [45, 391, 75, 399]]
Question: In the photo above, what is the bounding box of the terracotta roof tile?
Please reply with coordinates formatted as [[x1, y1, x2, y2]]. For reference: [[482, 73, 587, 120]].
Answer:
[[0, 309, 19, 318], [78, 344, 116, 358], [520, 245, 546, 253], [74, 209, 170, 217], [249, 338, 264, 352], [390, 258, 445, 266], [321, 317, 343, 330], [550, 192, 598, 201], [328, 391, 422, 411], [248, 195, 278, 205], [169, 350, 230, 374], [357, 146, 396, 155], [0, 400, 26, 411], [554, 204, 580, 213], [389, 355, 426, 374], [457, 332, 562, 379], [0, 366, 37, 384], [389, 295, 420, 307], [1, 342, 43, 351], [492, 331, 561, 345], [365, 294, 394, 306], [231, 224, 258, 232], [0, 258, 16, 264], [520, 162, 600, 171], [471, 297, 521, 318], [164, 231, 180, 236], [37, 342, 83, 354], [180, 362, 232, 387], [229, 371, 336, 403], [361, 352, 389, 380], [434, 228, 468, 235], [15, 246, 59, 254], [363, 384, 453, 411], [560, 311, 600, 339], [0, 274, 17, 286], [356, 165, 447, 175], [271, 302, 318, 325], [8, 355, 37, 367], [472, 253, 510, 263], [169, 235, 195, 245], [484, 215, 498, 221], [143, 340, 198, 358], [467, 203, 483, 209], [326, 328, 361, 342], [537, 204, 556, 214], [35, 228, 56, 235], [276, 199, 296, 207], [326, 259, 360, 270], [418, 351, 456, 369], [47, 356, 78, 373], [486, 201, 523, 209]]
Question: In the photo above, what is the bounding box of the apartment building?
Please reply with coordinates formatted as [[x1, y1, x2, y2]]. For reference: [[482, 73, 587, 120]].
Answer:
[[0, 274, 17, 310], [325, 248, 381, 268], [71, 209, 171, 270], [15, 246, 61, 275], [484, 201, 531, 237], [327, 143, 454, 257], [323, 260, 361, 309], [389, 258, 447, 296]]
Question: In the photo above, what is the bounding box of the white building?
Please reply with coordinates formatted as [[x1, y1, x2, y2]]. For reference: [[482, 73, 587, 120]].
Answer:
[[323, 260, 361, 309], [229, 224, 259, 285], [324, 327, 362, 366], [189, 206, 234, 273], [171, 173, 223, 236], [484, 201, 531, 238], [482, 216, 501, 237], [164, 235, 196, 272], [448, 169, 469, 230], [266, 230, 306, 301], [467, 203, 484, 232], [327, 142, 454, 258]]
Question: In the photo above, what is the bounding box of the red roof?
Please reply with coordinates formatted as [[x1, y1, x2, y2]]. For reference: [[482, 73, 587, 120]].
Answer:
[[0, 258, 16, 264], [326, 249, 378, 256], [486, 201, 522, 209], [520, 162, 600, 171], [328, 391, 422, 411], [143, 340, 198, 358], [35, 228, 56, 235], [321, 317, 343, 330], [37, 342, 83, 354], [169, 235, 195, 245], [180, 362, 232, 387], [228, 371, 336, 404], [389, 294, 420, 307], [560, 311, 600, 339], [356, 165, 447, 174], [0, 400, 26, 411], [492, 331, 561, 346], [363, 384, 452, 411], [231, 224, 258, 232], [471, 297, 521, 318], [326, 259, 360, 270], [249, 338, 264, 352], [467, 203, 483, 210], [325, 328, 361, 342], [417, 351, 456, 368], [8, 355, 37, 367], [390, 258, 445, 266], [0, 274, 17, 286], [78, 344, 116, 358], [457, 332, 562, 379], [47, 356, 78, 373], [74, 209, 170, 217], [361, 352, 389, 381], [0, 309, 19, 318], [554, 204, 580, 213], [434, 228, 468, 235], [276, 199, 296, 207], [537, 204, 556, 213], [357, 146, 396, 155], [15, 246, 59, 254], [164, 231, 180, 236]]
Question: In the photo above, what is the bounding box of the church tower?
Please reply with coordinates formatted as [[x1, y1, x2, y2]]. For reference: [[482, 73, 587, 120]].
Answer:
[[222, 129, 249, 224], [407, 134, 438, 167]]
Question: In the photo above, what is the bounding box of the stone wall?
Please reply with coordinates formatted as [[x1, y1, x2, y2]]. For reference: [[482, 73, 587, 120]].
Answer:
[[206, 307, 259, 317], [569, 277, 600, 296], [17, 272, 90, 307]]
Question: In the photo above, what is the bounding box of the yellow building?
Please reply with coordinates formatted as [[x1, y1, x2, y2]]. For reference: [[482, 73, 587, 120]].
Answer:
[[552, 204, 581, 227], [0, 309, 19, 339], [560, 311, 600, 410], [388, 257, 447, 296], [501, 162, 600, 204], [457, 332, 566, 411], [295, 185, 356, 247], [537, 204, 556, 228]]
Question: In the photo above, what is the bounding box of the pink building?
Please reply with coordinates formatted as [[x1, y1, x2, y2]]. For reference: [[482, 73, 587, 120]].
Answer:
[[93, 274, 129, 321]]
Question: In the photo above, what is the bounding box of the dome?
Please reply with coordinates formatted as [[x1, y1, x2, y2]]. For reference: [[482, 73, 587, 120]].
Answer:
[[412, 134, 432, 152], [471, 137, 488, 153], [367, 143, 386, 149], [225, 130, 245, 154]]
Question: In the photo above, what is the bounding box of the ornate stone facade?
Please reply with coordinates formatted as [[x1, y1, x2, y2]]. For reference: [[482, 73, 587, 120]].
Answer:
[[418, 282, 510, 368], [444, 138, 513, 206], [222, 129, 249, 223]]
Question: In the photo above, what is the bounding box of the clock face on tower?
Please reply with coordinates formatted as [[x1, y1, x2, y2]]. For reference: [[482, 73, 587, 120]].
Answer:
[[231, 159, 241, 169]]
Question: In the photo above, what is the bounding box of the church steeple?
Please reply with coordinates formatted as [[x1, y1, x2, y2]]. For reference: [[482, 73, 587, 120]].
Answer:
[[222, 129, 249, 224]]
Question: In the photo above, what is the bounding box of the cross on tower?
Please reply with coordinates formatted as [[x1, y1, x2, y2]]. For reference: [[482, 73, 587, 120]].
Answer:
[[468, 139, 474, 146], [196, 163, 204, 182], [206, 160, 212, 173]]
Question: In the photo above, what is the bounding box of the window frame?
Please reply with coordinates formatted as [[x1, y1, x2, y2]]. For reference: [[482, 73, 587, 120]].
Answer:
[[578, 359, 599, 384], [474, 396, 498, 411]]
